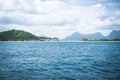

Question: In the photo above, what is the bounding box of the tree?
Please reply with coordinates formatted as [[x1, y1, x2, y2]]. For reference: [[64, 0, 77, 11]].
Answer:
[[82, 37, 88, 41]]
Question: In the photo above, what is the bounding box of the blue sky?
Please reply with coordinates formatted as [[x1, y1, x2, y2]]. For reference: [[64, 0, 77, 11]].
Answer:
[[0, 0, 120, 39]]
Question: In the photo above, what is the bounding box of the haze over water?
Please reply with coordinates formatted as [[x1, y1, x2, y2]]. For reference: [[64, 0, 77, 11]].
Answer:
[[0, 42, 120, 80]]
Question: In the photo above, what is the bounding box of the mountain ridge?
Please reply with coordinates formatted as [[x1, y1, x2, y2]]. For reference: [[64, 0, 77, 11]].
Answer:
[[63, 30, 120, 41], [106, 30, 120, 39]]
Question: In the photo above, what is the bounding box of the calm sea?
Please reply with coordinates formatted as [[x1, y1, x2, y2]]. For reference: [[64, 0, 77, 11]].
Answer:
[[0, 42, 120, 80]]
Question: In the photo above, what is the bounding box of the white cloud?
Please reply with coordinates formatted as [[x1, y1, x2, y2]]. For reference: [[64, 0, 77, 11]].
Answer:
[[0, 0, 120, 39]]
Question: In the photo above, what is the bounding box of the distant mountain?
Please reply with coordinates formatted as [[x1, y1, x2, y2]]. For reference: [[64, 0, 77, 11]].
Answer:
[[0, 30, 39, 41], [83, 32, 104, 40], [63, 32, 82, 40], [63, 30, 120, 41], [106, 30, 120, 39]]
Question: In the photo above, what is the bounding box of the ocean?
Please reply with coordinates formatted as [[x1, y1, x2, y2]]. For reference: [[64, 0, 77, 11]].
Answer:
[[0, 42, 120, 80]]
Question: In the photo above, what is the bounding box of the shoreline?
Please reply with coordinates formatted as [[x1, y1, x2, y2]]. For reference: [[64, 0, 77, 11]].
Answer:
[[0, 41, 120, 42]]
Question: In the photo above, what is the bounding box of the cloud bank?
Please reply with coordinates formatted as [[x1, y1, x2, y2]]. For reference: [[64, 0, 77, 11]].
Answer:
[[0, 0, 120, 38]]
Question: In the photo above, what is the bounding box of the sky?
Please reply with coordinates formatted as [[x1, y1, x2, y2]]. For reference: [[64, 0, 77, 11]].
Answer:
[[0, 0, 120, 39]]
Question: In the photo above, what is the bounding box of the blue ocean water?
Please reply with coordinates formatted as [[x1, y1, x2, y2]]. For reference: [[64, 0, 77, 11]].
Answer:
[[0, 42, 120, 80]]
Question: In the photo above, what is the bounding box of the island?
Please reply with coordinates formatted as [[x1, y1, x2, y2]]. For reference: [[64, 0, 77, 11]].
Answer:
[[82, 37, 120, 41], [0, 30, 59, 41]]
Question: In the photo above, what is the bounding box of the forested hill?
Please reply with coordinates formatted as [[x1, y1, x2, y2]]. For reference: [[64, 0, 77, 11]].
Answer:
[[0, 30, 39, 41]]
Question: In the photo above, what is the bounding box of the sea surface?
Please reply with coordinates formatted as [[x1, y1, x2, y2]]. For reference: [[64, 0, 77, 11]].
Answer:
[[0, 42, 120, 80]]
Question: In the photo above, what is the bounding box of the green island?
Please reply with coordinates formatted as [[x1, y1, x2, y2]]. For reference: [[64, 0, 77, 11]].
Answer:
[[0, 30, 59, 41], [82, 37, 120, 41]]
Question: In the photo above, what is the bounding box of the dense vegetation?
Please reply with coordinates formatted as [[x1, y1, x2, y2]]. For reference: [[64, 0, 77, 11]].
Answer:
[[82, 37, 120, 41], [0, 30, 39, 41]]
